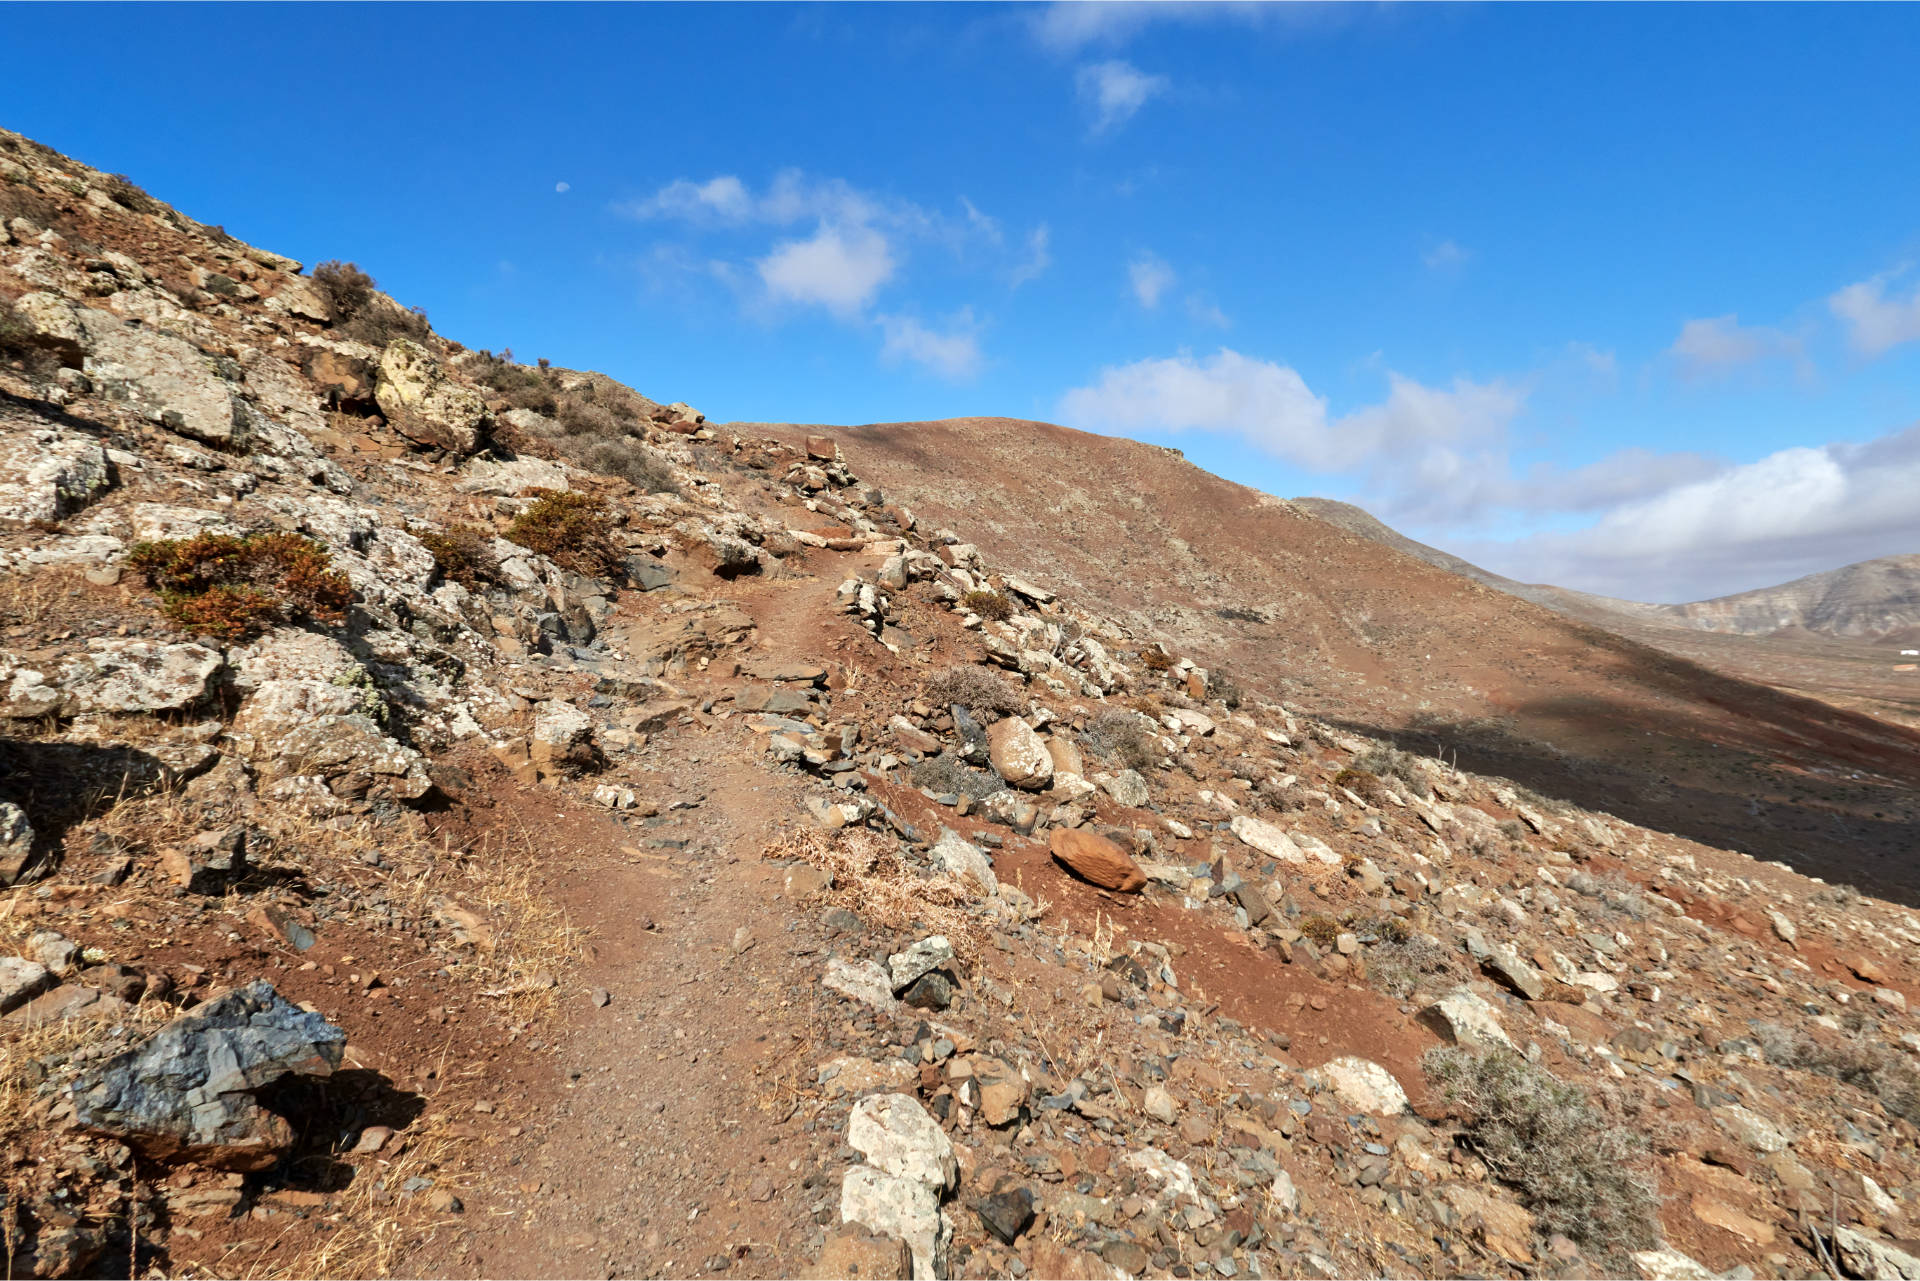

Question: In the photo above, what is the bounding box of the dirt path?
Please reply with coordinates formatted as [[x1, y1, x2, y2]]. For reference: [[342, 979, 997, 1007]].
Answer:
[[411, 563, 873, 1279]]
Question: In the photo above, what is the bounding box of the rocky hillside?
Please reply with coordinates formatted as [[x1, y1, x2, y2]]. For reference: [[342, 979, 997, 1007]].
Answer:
[[1293, 498, 1920, 645], [6, 126, 1920, 1281]]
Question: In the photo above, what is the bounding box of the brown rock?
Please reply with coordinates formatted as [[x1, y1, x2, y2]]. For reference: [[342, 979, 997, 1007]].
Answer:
[[805, 435, 838, 461], [1044, 736, 1085, 778], [1048, 829, 1146, 892], [1848, 955, 1890, 985], [987, 717, 1053, 790], [1691, 1193, 1775, 1245], [801, 1226, 910, 1280]]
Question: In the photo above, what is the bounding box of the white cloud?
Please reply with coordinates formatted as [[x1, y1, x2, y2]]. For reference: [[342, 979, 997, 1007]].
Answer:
[[1031, 1, 1313, 52], [1186, 295, 1230, 328], [1010, 224, 1052, 288], [878, 310, 982, 380], [554, 181, 570, 194], [1077, 60, 1169, 133], [756, 224, 895, 316], [1829, 267, 1920, 357], [960, 197, 1001, 244], [1057, 348, 1521, 474], [1128, 252, 1176, 308], [629, 174, 753, 222], [1463, 424, 1920, 600], [1422, 239, 1470, 270], [1667, 314, 1804, 379]]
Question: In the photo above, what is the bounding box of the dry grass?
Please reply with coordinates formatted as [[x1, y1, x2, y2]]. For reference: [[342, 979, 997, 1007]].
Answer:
[[766, 827, 986, 959], [922, 664, 1025, 719]]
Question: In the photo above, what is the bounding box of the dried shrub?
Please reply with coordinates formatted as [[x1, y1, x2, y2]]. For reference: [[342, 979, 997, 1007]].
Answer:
[[962, 589, 1013, 622], [1424, 1047, 1658, 1267], [504, 488, 621, 578], [1752, 1021, 1920, 1124], [910, 753, 1003, 801], [311, 259, 429, 347], [1332, 767, 1389, 804], [1351, 744, 1432, 799], [102, 172, 159, 213], [577, 437, 679, 494], [1139, 644, 1175, 672], [471, 350, 559, 415], [923, 664, 1024, 719], [1079, 708, 1159, 773], [1298, 915, 1339, 949], [419, 524, 500, 588], [766, 827, 986, 958], [125, 532, 353, 642], [1366, 933, 1460, 1000]]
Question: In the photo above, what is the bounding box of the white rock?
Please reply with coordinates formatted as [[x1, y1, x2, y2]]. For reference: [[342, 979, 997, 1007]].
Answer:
[[1833, 1228, 1920, 1281], [0, 428, 113, 524], [848, 1094, 957, 1192], [1121, 1146, 1201, 1204], [1629, 1248, 1716, 1280], [1308, 1057, 1408, 1115], [1714, 1104, 1790, 1154], [888, 937, 955, 994], [824, 958, 896, 1012], [0, 956, 54, 1014], [986, 717, 1052, 790], [928, 829, 996, 895], [57, 640, 222, 714], [1420, 987, 1514, 1051], [1143, 1085, 1178, 1124], [1230, 814, 1306, 865], [1098, 769, 1150, 808], [841, 1165, 946, 1281]]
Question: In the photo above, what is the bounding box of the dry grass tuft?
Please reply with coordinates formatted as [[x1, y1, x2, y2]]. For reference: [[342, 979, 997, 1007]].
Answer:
[[767, 827, 985, 959]]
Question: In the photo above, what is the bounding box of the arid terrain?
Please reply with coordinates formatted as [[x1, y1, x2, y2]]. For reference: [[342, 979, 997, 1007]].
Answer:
[[6, 126, 1920, 1281]]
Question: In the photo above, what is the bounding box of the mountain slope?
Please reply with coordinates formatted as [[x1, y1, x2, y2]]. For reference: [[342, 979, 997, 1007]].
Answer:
[[745, 416, 1920, 892]]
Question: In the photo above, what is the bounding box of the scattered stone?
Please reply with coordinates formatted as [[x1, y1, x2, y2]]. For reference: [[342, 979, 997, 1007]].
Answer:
[[245, 904, 316, 953], [1099, 769, 1150, 808], [802, 1226, 912, 1281], [825, 958, 897, 1012], [1229, 814, 1307, 865], [889, 937, 956, 993], [1143, 1085, 1179, 1124], [840, 1167, 944, 1281], [974, 1186, 1035, 1244], [1307, 1057, 1408, 1115], [1481, 945, 1547, 1001], [848, 1093, 957, 1191], [1714, 1105, 1790, 1154], [0, 800, 36, 885], [1419, 987, 1514, 1051], [1048, 828, 1146, 892], [70, 981, 346, 1170], [900, 972, 955, 1011], [0, 956, 55, 1014], [986, 717, 1053, 790]]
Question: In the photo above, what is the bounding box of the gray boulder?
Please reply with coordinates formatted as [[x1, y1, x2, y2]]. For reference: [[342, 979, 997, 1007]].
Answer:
[[70, 980, 346, 1170], [57, 639, 223, 714], [374, 337, 488, 454], [0, 799, 35, 885], [259, 713, 431, 803]]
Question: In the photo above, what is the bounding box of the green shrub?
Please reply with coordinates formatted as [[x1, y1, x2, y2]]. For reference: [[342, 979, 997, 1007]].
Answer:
[[923, 664, 1024, 718], [419, 523, 500, 588], [962, 589, 1013, 622], [505, 488, 621, 578], [1298, 915, 1339, 950], [1424, 1047, 1658, 1267], [126, 532, 353, 642]]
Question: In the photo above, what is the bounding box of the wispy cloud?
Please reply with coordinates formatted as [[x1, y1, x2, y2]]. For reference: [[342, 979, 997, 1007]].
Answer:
[[878, 309, 983, 380], [1076, 60, 1169, 134], [1031, 1, 1320, 53], [1010, 224, 1052, 288], [1667, 314, 1805, 380], [1186, 294, 1230, 328], [1422, 239, 1470, 271], [1128, 251, 1176, 308], [1829, 266, 1920, 357]]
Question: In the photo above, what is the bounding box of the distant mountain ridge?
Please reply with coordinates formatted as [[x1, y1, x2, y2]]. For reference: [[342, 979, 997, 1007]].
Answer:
[[1290, 497, 1920, 643]]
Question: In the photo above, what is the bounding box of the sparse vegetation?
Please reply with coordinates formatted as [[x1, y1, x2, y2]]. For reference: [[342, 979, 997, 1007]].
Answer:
[[1139, 643, 1176, 672], [962, 589, 1014, 622], [1079, 707, 1160, 772], [1333, 766, 1389, 804], [1366, 933, 1459, 999], [1298, 914, 1339, 950], [923, 664, 1024, 718], [419, 523, 500, 588], [1352, 743, 1432, 798], [576, 436, 679, 494], [504, 488, 622, 578], [1424, 1047, 1658, 1267], [1752, 1020, 1920, 1124], [910, 752, 1004, 801], [311, 259, 430, 347], [125, 532, 353, 642]]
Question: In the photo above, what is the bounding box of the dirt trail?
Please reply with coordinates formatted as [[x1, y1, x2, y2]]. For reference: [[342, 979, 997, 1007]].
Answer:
[[413, 563, 868, 1279]]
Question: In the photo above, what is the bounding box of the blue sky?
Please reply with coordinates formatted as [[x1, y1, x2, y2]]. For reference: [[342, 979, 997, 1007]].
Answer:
[[7, 2, 1920, 602]]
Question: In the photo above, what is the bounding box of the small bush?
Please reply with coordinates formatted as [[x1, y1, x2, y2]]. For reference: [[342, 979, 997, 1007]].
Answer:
[[419, 523, 500, 588], [505, 489, 622, 579], [1424, 1047, 1658, 1267], [1332, 767, 1389, 804], [103, 173, 158, 214], [1080, 708, 1160, 772], [311, 260, 375, 321], [923, 664, 1024, 719], [1753, 1021, 1920, 1124], [910, 753, 1004, 801], [1366, 934, 1459, 999], [1298, 915, 1339, 950], [126, 532, 353, 642], [962, 589, 1013, 622], [577, 437, 679, 493], [1139, 644, 1175, 672], [1352, 744, 1432, 799]]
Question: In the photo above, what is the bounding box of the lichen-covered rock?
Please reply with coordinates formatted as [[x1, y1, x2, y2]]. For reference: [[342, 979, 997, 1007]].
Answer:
[[986, 716, 1052, 790], [530, 700, 597, 776], [1307, 1057, 1408, 1115], [258, 713, 430, 803], [57, 639, 223, 714], [0, 660, 60, 719], [0, 800, 35, 886], [69, 980, 346, 1170], [75, 304, 248, 446], [1098, 768, 1150, 808], [1419, 987, 1513, 1051], [374, 337, 488, 454], [0, 427, 113, 524]]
